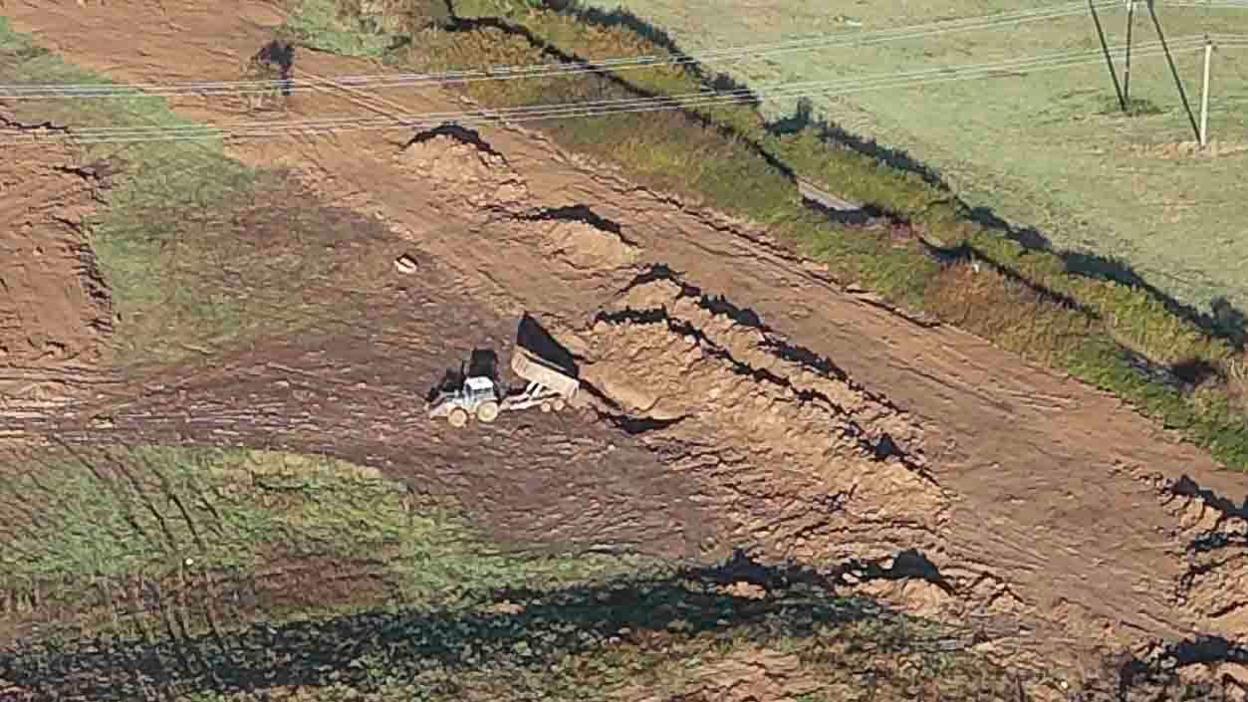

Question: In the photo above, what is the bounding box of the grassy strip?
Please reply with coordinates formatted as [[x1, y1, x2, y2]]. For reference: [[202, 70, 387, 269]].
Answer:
[[0, 446, 645, 644], [289, 0, 1248, 468], [0, 19, 386, 368]]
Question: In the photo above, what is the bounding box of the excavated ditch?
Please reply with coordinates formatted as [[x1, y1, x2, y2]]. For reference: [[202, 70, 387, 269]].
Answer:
[[1070, 469, 1248, 699]]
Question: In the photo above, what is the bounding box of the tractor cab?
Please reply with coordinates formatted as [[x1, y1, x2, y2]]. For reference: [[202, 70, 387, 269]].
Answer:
[[462, 376, 498, 402], [426, 374, 503, 427]]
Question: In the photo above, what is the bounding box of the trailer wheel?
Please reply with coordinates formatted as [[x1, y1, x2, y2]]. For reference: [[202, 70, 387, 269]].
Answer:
[[540, 401, 552, 413], [448, 408, 469, 428], [477, 401, 500, 423], [553, 398, 566, 412]]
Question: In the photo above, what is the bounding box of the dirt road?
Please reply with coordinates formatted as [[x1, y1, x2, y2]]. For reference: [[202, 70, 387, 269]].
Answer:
[[5, 0, 1248, 693]]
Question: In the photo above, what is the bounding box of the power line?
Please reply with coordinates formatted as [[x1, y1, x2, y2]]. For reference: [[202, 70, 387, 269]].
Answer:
[[9, 41, 1237, 145], [5, 36, 1240, 146], [7, 1, 1245, 100], [15, 35, 1235, 137], [0, 1, 1156, 99]]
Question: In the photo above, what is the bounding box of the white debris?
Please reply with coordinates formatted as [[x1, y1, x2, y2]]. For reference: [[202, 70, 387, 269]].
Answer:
[[394, 254, 419, 274]]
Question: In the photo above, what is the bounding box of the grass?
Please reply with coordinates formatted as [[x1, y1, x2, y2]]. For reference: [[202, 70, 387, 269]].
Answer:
[[5, 564, 1032, 701], [580, 0, 1248, 314], [284, 0, 454, 54], [282, 0, 1248, 467], [0, 18, 392, 369], [0, 445, 647, 646]]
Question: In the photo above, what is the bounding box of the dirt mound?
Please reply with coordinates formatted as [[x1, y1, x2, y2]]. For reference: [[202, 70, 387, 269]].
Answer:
[[1151, 474, 1248, 637], [396, 127, 529, 207], [522, 219, 639, 271], [575, 275, 946, 566], [0, 140, 111, 368], [0, 131, 113, 423]]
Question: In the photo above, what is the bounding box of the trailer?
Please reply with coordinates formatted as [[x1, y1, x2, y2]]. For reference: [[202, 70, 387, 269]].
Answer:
[[502, 346, 578, 413], [427, 343, 579, 427]]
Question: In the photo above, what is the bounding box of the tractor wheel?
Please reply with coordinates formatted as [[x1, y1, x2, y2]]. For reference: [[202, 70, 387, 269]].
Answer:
[[477, 401, 500, 423], [448, 407, 469, 428], [553, 397, 567, 412]]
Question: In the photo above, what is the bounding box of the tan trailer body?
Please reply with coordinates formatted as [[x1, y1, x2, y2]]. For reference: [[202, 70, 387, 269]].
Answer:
[[510, 346, 579, 398]]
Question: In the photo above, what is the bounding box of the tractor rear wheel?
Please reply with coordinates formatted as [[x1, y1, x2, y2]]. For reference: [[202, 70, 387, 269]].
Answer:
[[477, 401, 500, 423], [448, 407, 469, 428]]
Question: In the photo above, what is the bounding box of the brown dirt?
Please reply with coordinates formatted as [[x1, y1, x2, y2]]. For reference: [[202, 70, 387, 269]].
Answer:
[[618, 646, 825, 702], [0, 125, 113, 422], [5, 0, 1248, 696]]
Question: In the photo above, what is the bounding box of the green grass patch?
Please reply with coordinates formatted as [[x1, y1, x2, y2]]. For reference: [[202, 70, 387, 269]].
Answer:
[[284, 0, 454, 55], [284, 0, 1248, 468], [0, 446, 648, 644], [2, 448, 393, 579]]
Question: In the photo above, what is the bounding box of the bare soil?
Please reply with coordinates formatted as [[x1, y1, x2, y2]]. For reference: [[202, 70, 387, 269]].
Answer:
[[4, 1, 1248, 697], [0, 125, 114, 425]]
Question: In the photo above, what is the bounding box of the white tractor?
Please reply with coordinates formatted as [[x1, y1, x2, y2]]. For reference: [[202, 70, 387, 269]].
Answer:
[[427, 344, 579, 428]]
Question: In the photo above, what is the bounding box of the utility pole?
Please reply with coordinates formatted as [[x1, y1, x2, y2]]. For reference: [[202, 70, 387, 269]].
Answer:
[[1146, 0, 1200, 140], [1123, 0, 1137, 106], [1200, 37, 1215, 147], [1089, 0, 1127, 112]]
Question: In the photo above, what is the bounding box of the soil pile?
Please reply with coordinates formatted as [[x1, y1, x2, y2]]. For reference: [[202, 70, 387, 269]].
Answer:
[[578, 275, 947, 568]]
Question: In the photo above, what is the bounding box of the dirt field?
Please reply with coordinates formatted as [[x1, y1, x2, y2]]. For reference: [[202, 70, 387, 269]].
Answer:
[[4, 1, 1248, 699]]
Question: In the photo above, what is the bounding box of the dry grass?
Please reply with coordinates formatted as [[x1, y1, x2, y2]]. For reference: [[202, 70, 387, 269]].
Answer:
[[1228, 354, 1248, 412], [924, 263, 1095, 366]]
